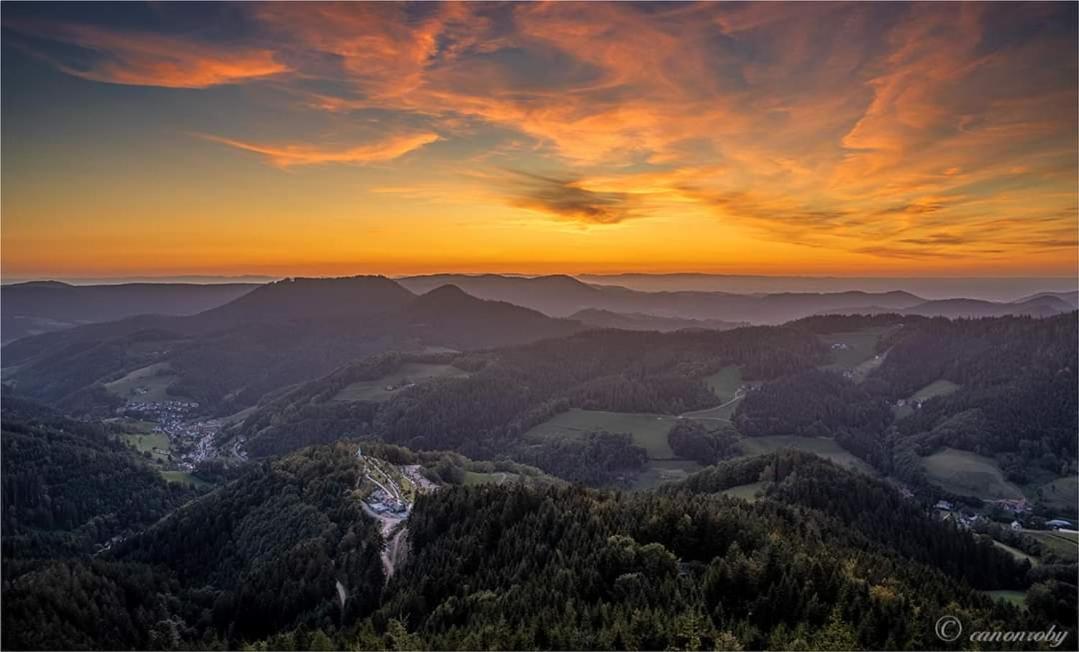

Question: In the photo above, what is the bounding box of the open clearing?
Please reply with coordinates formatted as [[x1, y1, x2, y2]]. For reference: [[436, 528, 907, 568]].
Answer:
[[921, 448, 1024, 500], [992, 540, 1038, 566], [524, 409, 711, 489], [721, 480, 769, 502], [122, 432, 172, 462], [525, 408, 678, 459], [681, 366, 746, 419], [104, 363, 185, 402], [1030, 476, 1079, 515], [911, 379, 961, 401], [160, 470, 213, 489], [333, 363, 469, 402], [463, 471, 518, 486], [738, 435, 878, 476], [631, 459, 704, 490], [983, 590, 1026, 607], [819, 326, 899, 383], [894, 380, 961, 418], [1024, 529, 1078, 562], [704, 366, 742, 402], [525, 406, 880, 489]]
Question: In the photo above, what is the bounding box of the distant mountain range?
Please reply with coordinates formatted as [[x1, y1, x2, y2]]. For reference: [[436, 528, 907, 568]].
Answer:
[[817, 292, 1078, 319], [569, 308, 746, 332], [0, 281, 258, 343], [1, 276, 579, 415], [577, 273, 1079, 302], [398, 274, 927, 322], [5, 275, 1074, 351]]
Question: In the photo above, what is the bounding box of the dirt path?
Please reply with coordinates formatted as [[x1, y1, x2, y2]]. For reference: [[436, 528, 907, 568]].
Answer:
[[361, 502, 409, 581]]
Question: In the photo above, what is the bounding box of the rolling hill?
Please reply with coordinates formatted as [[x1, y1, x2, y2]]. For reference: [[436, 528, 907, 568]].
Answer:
[[569, 308, 745, 331], [0, 281, 259, 343], [398, 274, 924, 322], [816, 294, 1076, 319], [0, 277, 580, 415]]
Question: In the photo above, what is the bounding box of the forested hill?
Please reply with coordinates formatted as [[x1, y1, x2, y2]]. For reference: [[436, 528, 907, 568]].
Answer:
[[229, 312, 1077, 494], [745, 312, 1078, 485], [0, 280, 258, 344], [229, 325, 824, 467], [4, 445, 1074, 650], [0, 394, 199, 559], [0, 277, 580, 415], [353, 453, 1069, 650]]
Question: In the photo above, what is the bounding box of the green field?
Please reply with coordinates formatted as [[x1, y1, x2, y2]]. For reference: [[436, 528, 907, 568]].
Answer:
[[820, 328, 885, 368], [704, 366, 743, 401], [630, 459, 704, 490], [122, 432, 172, 462], [911, 379, 961, 401], [104, 362, 186, 402], [738, 435, 878, 476], [160, 470, 213, 489], [983, 590, 1026, 607], [721, 480, 769, 502], [333, 363, 469, 402], [819, 327, 897, 383], [992, 540, 1038, 566], [681, 366, 744, 419], [462, 471, 518, 486], [525, 409, 678, 459], [1030, 476, 1079, 515], [1024, 529, 1078, 562], [920, 448, 1024, 500], [894, 380, 961, 418]]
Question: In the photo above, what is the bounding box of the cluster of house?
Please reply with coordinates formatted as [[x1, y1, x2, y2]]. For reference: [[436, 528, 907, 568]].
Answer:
[[933, 500, 985, 530], [986, 498, 1031, 514], [122, 400, 225, 471], [935, 498, 1075, 533]]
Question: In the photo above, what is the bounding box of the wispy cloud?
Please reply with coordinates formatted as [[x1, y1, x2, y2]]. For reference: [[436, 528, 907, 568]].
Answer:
[[199, 132, 439, 167], [5, 2, 1076, 269], [6, 21, 289, 88]]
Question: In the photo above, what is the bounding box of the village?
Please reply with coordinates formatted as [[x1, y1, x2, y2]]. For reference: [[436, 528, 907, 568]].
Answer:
[[121, 399, 240, 471]]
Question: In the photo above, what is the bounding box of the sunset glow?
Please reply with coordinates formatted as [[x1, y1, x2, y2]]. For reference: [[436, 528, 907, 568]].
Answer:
[[3, 2, 1076, 278]]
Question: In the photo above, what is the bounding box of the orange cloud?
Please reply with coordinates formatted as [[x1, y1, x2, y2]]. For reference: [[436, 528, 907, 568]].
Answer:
[[6, 21, 288, 88], [199, 132, 440, 167], [5, 3, 1075, 272]]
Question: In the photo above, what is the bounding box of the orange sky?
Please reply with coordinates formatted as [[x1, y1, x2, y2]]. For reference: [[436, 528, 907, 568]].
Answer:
[[2, 2, 1077, 278]]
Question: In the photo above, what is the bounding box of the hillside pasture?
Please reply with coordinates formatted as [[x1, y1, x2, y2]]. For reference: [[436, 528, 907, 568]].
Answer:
[[104, 362, 184, 402], [160, 470, 213, 490], [1024, 529, 1079, 562], [920, 448, 1024, 500], [721, 480, 770, 503], [1031, 476, 1079, 516], [630, 459, 704, 490], [894, 379, 962, 419], [462, 471, 518, 486], [524, 409, 678, 459], [121, 431, 172, 463], [819, 326, 897, 383], [737, 435, 878, 476], [681, 366, 745, 419], [983, 590, 1027, 607], [332, 362, 469, 402]]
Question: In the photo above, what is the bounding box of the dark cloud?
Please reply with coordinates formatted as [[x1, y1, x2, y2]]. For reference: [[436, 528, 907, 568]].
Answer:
[[503, 171, 637, 224]]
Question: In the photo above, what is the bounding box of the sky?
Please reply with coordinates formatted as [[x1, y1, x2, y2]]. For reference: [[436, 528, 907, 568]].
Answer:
[[2, 1, 1077, 279]]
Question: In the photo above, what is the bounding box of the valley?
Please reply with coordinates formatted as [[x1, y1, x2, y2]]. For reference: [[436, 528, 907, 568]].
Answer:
[[2, 276, 1076, 650]]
